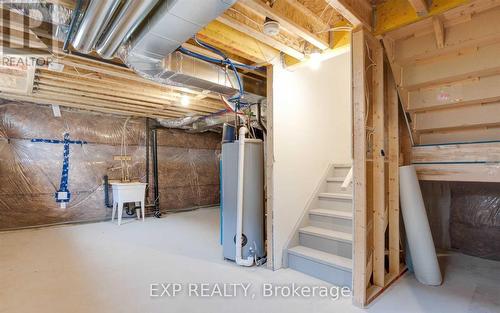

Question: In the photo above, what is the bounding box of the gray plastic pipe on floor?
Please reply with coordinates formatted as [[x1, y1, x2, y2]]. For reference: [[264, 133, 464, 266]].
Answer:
[[399, 165, 443, 286]]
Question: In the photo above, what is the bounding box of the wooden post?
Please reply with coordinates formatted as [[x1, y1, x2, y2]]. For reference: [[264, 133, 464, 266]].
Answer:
[[265, 64, 275, 270], [352, 28, 368, 307], [387, 66, 400, 276], [372, 39, 386, 288]]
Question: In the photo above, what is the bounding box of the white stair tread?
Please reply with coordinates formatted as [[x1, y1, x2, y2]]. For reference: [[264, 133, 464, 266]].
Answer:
[[299, 226, 352, 243], [289, 246, 352, 271], [309, 208, 353, 219], [326, 177, 344, 182], [318, 193, 353, 200]]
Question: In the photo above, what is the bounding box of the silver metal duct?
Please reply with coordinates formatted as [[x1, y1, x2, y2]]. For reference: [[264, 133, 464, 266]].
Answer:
[[128, 0, 237, 61], [71, 0, 121, 54], [125, 50, 265, 101], [120, 0, 266, 101], [157, 100, 267, 132], [96, 0, 159, 59]]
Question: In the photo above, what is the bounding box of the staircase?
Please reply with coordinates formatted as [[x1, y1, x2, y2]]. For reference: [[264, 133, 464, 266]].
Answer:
[[287, 164, 353, 287]]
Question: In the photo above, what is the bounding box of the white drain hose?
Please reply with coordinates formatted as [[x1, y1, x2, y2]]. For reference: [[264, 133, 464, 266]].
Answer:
[[236, 126, 253, 267]]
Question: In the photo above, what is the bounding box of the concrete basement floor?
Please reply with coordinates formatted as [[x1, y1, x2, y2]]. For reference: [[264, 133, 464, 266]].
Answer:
[[0, 207, 499, 313]]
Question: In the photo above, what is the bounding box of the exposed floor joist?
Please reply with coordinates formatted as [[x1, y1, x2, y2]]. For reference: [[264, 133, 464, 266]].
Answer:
[[326, 0, 372, 30], [374, 0, 469, 34], [239, 0, 331, 51]]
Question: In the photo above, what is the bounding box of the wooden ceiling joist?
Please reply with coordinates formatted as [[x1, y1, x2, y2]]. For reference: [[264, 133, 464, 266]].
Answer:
[[0, 0, 360, 118], [216, 15, 305, 60], [37, 73, 223, 113], [374, 0, 469, 35], [198, 20, 283, 64], [408, 0, 430, 16], [326, 0, 372, 30], [239, 0, 330, 50], [285, 0, 336, 31]]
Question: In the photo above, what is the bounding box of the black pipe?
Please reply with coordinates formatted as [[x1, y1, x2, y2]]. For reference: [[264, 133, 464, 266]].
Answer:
[[257, 100, 267, 134], [145, 118, 150, 202], [63, 0, 84, 53], [152, 129, 161, 218], [103, 175, 113, 208]]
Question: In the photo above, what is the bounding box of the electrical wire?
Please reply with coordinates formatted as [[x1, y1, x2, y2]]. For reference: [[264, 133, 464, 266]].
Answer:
[[316, 26, 354, 34]]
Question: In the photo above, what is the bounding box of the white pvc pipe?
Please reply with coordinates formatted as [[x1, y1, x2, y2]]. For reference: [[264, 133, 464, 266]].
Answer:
[[399, 165, 442, 285], [235, 126, 253, 267]]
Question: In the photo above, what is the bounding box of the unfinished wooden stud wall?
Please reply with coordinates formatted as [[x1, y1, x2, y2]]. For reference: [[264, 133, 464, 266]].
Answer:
[[352, 27, 405, 307]]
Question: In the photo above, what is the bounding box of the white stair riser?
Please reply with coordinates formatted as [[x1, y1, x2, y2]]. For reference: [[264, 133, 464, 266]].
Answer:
[[326, 181, 353, 194], [299, 233, 352, 259], [332, 167, 351, 177], [317, 198, 353, 211], [309, 214, 352, 233], [288, 253, 352, 288]]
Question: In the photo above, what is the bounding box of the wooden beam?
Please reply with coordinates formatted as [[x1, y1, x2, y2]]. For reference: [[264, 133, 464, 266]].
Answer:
[[198, 20, 283, 64], [326, 0, 373, 30], [374, 0, 469, 35], [33, 88, 186, 117], [387, 68, 400, 276], [0, 93, 178, 119], [284, 0, 332, 32], [419, 126, 500, 145], [352, 28, 368, 308], [432, 16, 445, 49], [371, 39, 385, 288], [415, 163, 500, 182], [407, 74, 500, 113], [402, 41, 500, 90], [240, 0, 330, 50], [216, 15, 305, 60], [37, 71, 223, 111], [408, 0, 430, 16], [412, 142, 500, 163], [282, 30, 351, 69], [35, 79, 215, 115], [413, 102, 500, 133], [391, 6, 500, 66]]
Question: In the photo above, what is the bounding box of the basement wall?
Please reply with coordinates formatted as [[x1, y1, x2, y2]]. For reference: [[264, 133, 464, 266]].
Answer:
[[421, 181, 500, 261], [0, 102, 221, 230], [270, 51, 352, 269]]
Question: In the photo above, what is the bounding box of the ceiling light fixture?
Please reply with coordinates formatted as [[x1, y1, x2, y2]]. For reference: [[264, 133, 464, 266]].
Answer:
[[263, 17, 280, 36], [181, 95, 190, 107], [309, 51, 322, 70]]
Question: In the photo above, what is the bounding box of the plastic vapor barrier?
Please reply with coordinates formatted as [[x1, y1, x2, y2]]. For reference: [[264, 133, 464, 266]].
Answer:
[[421, 181, 500, 261], [0, 101, 221, 230]]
